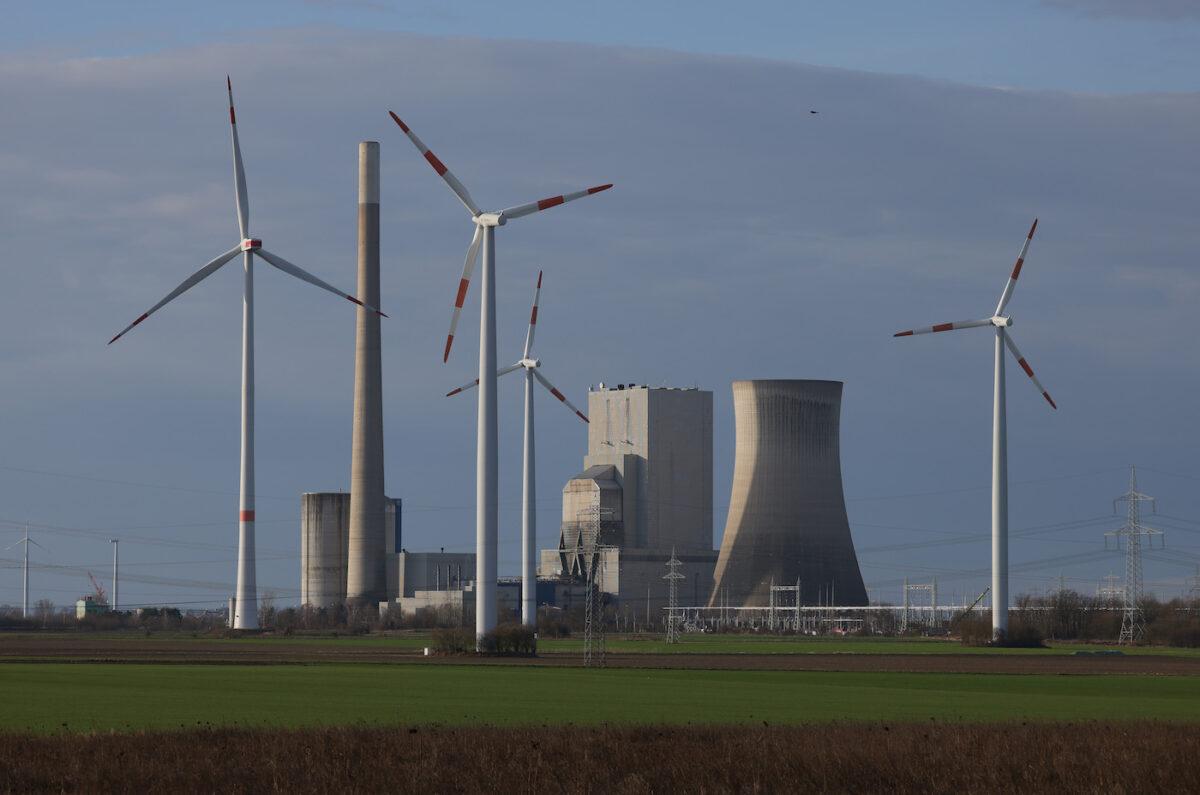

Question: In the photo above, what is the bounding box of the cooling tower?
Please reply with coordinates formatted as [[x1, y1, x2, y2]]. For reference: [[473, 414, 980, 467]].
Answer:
[[709, 380, 868, 607]]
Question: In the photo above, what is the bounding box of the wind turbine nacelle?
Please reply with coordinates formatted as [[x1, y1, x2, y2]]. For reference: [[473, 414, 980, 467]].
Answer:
[[520, 357, 540, 369], [991, 316, 1012, 328], [476, 212, 505, 227]]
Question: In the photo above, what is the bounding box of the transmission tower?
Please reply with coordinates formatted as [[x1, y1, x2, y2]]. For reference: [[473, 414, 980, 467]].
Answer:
[[1104, 466, 1163, 644], [581, 505, 612, 667], [663, 546, 684, 643]]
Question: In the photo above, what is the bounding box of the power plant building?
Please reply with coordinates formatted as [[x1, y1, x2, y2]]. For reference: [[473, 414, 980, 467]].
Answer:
[[709, 380, 868, 607], [541, 384, 719, 615]]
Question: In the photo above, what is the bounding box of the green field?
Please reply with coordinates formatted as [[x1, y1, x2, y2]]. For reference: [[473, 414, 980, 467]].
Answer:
[[16, 631, 1199, 657], [3, 663, 1198, 733]]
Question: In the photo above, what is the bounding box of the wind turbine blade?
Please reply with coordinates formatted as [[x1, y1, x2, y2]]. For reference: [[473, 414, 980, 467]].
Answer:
[[388, 112, 481, 217], [533, 369, 589, 423], [27, 537, 45, 551], [500, 183, 613, 221], [108, 244, 242, 344], [256, 248, 387, 316], [523, 270, 543, 359], [995, 218, 1038, 316], [444, 225, 482, 363], [893, 318, 992, 337], [228, 77, 250, 239], [445, 363, 522, 397], [1003, 333, 1057, 409]]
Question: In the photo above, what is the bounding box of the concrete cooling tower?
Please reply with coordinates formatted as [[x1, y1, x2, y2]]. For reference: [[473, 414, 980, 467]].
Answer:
[[709, 380, 868, 607]]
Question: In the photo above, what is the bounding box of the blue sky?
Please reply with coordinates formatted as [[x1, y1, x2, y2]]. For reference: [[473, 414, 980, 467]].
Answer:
[[0, 4, 1198, 610]]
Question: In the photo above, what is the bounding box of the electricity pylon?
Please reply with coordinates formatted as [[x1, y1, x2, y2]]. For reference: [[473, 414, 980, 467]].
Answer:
[[1105, 466, 1163, 644]]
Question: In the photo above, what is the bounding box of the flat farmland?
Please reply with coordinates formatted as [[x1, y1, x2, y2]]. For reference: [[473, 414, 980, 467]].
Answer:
[[2, 662, 1199, 733]]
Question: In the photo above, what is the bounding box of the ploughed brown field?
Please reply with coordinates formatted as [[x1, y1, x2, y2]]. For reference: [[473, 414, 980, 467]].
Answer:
[[2, 722, 1197, 793], [3, 635, 1199, 675]]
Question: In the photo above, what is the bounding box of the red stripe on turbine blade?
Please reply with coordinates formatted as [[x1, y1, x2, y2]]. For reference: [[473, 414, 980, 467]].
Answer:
[[443, 335, 454, 363], [1011, 257, 1024, 280], [537, 271, 543, 288], [454, 278, 469, 308], [447, 388, 461, 397], [348, 296, 365, 307], [894, 331, 913, 337], [132, 313, 149, 327], [530, 306, 538, 325], [588, 184, 614, 194], [537, 195, 565, 211], [239, 510, 255, 522], [1028, 218, 1038, 239], [1043, 392, 1057, 409], [577, 411, 589, 423], [1018, 358, 1034, 378], [229, 107, 236, 125], [932, 323, 954, 333], [550, 388, 566, 402], [424, 150, 448, 176], [388, 111, 410, 133]]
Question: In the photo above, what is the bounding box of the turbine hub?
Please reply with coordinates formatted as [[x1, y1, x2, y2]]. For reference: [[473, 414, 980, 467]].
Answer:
[[241, 238, 262, 251], [991, 315, 1012, 328], [474, 212, 504, 227], [520, 357, 540, 369]]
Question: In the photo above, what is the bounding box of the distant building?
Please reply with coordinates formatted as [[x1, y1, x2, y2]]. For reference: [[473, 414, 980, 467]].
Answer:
[[75, 595, 108, 620], [541, 384, 718, 618]]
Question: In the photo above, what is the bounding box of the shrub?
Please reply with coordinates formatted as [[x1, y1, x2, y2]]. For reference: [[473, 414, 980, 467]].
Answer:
[[482, 623, 537, 656], [431, 627, 474, 655]]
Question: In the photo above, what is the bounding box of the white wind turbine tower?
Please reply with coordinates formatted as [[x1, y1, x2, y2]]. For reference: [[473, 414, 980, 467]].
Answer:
[[389, 111, 611, 646], [109, 78, 383, 629], [445, 271, 589, 627], [5, 526, 44, 618], [894, 219, 1056, 640]]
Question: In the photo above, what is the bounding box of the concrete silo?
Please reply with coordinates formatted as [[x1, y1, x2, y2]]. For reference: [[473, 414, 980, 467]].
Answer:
[[302, 492, 398, 608], [709, 380, 868, 607], [301, 492, 352, 608]]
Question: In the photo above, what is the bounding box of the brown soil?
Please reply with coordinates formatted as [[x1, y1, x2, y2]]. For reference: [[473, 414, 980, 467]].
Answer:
[[2, 636, 1198, 675], [2, 722, 1198, 793]]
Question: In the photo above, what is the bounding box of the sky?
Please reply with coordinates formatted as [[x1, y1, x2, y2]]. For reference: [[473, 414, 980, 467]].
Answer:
[[0, 3, 1198, 611]]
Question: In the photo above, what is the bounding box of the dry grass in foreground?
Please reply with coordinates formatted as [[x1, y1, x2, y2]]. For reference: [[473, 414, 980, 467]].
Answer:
[[3, 721, 1198, 793]]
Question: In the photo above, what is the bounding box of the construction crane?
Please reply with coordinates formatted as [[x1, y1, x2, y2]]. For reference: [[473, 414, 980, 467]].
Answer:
[[87, 571, 108, 605]]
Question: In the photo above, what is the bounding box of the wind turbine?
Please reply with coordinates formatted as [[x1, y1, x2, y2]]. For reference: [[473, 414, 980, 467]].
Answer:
[[388, 110, 610, 646], [445, 271, 589, 627], [109, 78, 383, 630], [5, 526, 43, 618], [893, 219, 1056, 640]]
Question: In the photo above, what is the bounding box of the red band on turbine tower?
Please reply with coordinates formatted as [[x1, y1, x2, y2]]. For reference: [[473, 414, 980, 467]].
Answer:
[[240, 510, 255, 522]]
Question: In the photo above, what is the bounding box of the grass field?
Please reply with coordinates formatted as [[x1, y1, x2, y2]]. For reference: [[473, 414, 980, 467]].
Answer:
[[9, 630, 1199, 656], [3, 662, 1199, 733]]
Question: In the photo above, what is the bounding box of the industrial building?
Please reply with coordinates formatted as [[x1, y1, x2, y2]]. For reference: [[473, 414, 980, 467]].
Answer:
[[709, 380, 868, 607], [300, 492, 399, 608], [541, 384, 719, 618]]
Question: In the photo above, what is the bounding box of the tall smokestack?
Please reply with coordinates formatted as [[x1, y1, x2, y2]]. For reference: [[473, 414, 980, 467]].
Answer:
[[346, 141, 386, 604]]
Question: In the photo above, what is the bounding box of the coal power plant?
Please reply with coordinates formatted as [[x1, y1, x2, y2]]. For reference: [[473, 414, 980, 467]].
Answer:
[[710, 380, 869, 607]]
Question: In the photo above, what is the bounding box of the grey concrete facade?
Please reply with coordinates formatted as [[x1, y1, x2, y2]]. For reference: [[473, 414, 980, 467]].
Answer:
[[581, 385, 713, 552], [346, 142, 387, 604], [301, 492, 396, 608], [544, 384, 717, 612], [386, 551, 475, 600], [709, 380, 868, 607]]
